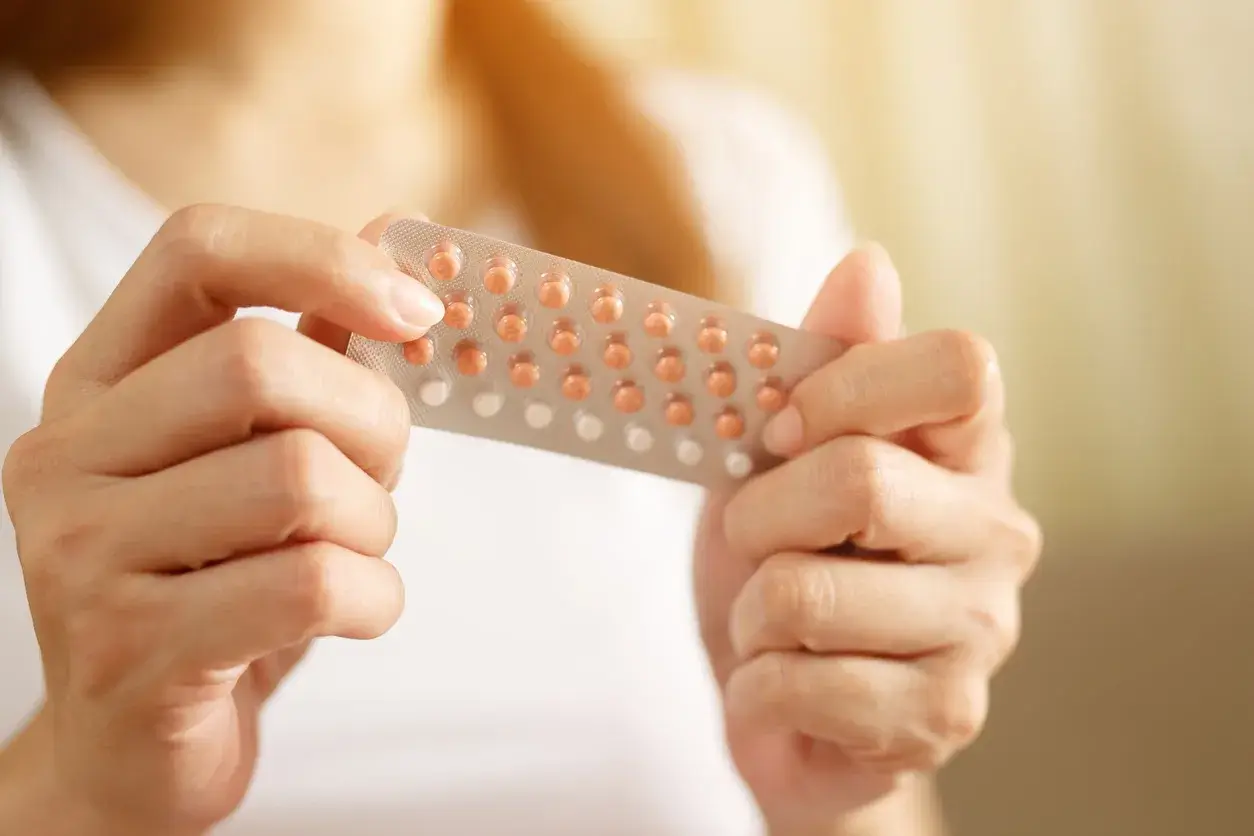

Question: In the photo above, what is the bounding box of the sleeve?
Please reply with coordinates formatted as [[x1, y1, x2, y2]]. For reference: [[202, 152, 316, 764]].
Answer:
[[633, 72, 856, 327]]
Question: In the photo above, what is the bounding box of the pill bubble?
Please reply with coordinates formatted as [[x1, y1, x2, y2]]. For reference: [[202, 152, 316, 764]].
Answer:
[[495, 303, 527, 343], [747, 332, 780, 369], [603, 334, 633, 369], [724, 451, 754, 479], [482, 256, 518, 295], [453, 340, 487, 376], [676, 438, 704, 466], [756, 378, 788, 412], [575, 411, 604, 442], [625, 424, 654, 453], [590, 284, 624, 324], [418, 379, 451, 407], [643, 301, 675, 338], [537, 271, 571, 309], [664, 394, 695, 427], [443, 292, 474, 330], [561, 366, 592, 401], [705, 362, 737, 398], [402, 336, 434, 366], [549, 319, 582, 356], [472, 391, 504, 417], [508, 352, 540, 388], [715, 407, 746, 440], [524, 402, 554, 429], [426, 241, 463, 281], [653, 347, 686, 383], [696, 316, 727, 354], [612, 380, 645, 414]]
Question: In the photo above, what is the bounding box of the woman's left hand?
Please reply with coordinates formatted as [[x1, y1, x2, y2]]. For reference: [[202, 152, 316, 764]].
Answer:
[[693, 244, 1042, 832]]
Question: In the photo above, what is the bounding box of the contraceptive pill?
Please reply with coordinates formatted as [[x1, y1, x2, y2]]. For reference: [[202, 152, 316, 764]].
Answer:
[[347, 219, 846, 488]]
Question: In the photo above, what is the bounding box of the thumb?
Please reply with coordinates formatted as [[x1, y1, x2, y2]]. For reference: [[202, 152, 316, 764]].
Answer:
[[299, 210, 431, 352], [800, 242, 903, 344]]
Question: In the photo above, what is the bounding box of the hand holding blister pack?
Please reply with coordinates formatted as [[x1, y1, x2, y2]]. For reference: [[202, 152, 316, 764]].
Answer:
[[346, 219, 847, 487]]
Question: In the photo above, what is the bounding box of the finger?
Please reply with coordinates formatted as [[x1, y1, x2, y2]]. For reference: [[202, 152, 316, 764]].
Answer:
[[800, 243, 903, 344], [165, 541, 405, 669], [906, 351, 1012, 478], [762, 329, 1002, 461], [729, 555, 962, 660], [71, 317, 411, 483], [105, 428, 398, 572], [44, 204, 444, 420], [725, 652, 987, 773], [299, 210, 427, 353], [724, 436, 1039, 568], [247, 641, 314, 702]]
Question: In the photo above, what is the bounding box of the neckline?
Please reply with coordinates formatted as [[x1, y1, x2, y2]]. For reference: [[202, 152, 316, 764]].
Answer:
[[0, 71, 169, 244], [0, 70, 525, 247]]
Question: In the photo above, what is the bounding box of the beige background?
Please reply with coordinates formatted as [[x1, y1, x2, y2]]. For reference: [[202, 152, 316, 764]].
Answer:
[[553, 2, 1254, 834]]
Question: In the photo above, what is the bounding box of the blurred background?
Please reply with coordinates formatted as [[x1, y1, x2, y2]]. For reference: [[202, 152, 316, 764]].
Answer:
[[552, 1, 1254, 834]]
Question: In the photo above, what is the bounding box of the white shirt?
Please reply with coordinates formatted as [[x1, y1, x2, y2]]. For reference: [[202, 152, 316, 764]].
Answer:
[[0, 70, 852, 834]]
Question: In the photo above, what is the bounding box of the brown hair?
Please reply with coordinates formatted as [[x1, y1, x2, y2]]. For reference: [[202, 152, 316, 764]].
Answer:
[[0, 0, 719, 299]]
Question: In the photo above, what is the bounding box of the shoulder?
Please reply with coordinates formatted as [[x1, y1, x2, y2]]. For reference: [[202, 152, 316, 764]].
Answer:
[[628, 70, 855, 325]]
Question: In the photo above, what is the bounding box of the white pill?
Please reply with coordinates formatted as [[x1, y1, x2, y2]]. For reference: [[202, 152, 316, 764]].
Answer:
[[676, 439, 704, 466], [575, 412, 604, 442], [624, 424, 654, 453], [724, 451, 754, 479], [472, 391, 504, 417], [524, 402, 554, 429], [418, 379, 451, 407]]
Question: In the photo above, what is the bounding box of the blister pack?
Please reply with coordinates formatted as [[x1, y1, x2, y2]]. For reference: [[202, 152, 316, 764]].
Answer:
[[346, 219, 846, 489]]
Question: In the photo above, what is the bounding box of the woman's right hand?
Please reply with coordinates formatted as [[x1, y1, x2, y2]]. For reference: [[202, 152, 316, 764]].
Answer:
[[0, 206, 443, 835]]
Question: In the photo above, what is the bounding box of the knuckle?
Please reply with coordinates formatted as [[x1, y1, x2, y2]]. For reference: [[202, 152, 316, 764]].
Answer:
[[844, 722, 902, 768], [283, 545, 338, 634], [836, 670, 901, 764], [754, 559, 802, 625], [16, 541, 66, 611], [758, 558, 836, 650], [317, 229, 371, 289], [923, 675, 986, 753], [214, 317, 290, 409], [20, 504, 106, 578], [1015, 510, 1045, 574], [378, 489, 400, 550], [821, 439, 889, 537], [808, 344, 872, 415], [967, 593, 1022, 663], [890, 735, 949, 773], [368, 375, 412, 461], [2, 428, 48, 499], [750, 652, 795, 714], [153, 204, 232, 275], [990, 501, 1044, 578], [157, 203, 230, 252], [934, 329, 999, 414], [267, 429, 337, 532]]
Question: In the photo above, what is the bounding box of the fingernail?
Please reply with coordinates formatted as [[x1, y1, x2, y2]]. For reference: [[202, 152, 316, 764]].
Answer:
[[762, 405, 804, 457], [384, 271, 444, 333]]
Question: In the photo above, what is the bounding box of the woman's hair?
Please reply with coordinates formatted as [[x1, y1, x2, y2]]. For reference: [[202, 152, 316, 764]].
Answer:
[[0, 0, 718, 299]]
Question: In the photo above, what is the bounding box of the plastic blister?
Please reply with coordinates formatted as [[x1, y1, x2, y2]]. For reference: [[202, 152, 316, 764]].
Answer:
[[346, 219, 845, 488]]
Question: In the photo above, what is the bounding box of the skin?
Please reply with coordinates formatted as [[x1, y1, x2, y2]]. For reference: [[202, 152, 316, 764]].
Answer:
[[695, 245, 1040, 834], [0, 2, 1041, 834]]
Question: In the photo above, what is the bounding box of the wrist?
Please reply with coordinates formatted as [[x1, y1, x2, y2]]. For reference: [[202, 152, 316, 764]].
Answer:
[[765, 775, 946, 836], [0, 708, 169, 836], [0, 708, 94, 836]]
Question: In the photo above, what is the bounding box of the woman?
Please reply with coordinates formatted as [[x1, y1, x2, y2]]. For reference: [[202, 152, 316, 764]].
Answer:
[[0, 1, 1041, 834]]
